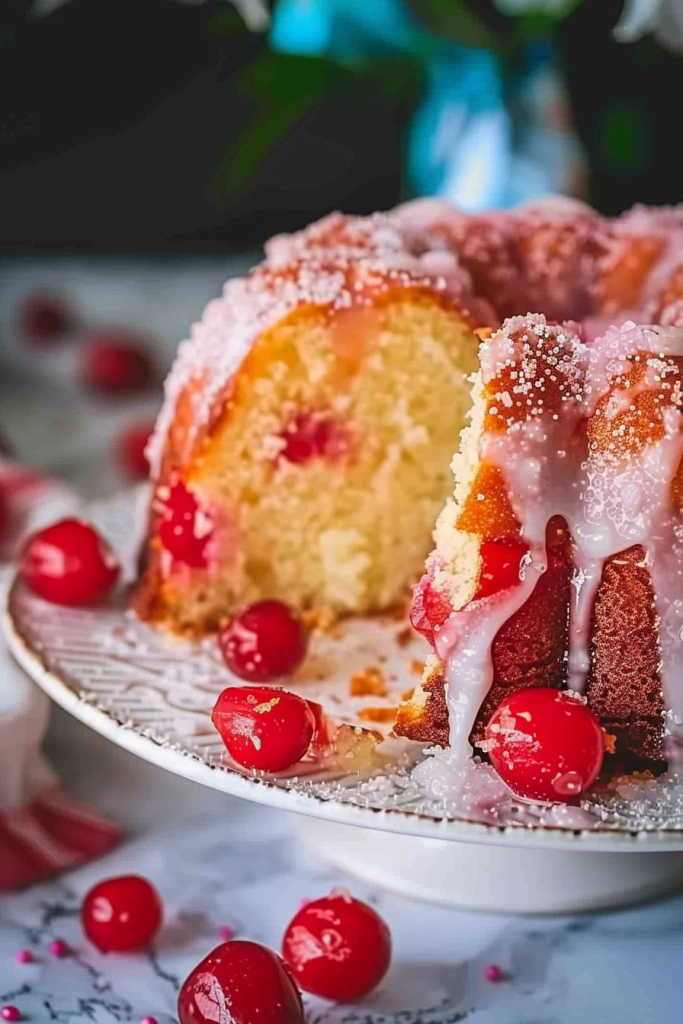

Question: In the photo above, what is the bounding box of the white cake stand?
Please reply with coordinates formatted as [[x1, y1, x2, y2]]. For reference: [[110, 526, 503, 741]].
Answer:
[[5, 490, 683, 915]]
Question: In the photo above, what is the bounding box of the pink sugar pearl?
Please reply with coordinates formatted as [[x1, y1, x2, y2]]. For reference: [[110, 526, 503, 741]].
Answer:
[[141, 1017, 158, 1024], [48, 938, 71, 958], [1, 1007, 21, 1022], [218, 926, 235, 942], [16, 949, 34, 964], [485, 963, 504, 983]]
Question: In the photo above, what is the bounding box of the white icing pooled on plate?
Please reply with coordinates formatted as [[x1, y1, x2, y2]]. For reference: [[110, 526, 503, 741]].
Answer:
[[438, 315, 683, 764]]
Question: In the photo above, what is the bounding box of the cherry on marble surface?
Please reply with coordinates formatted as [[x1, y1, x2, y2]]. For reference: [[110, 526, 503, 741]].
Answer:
[[82, 334, 154, 394], [178, 940, 304, 1024], [117, 420, 154, 480], [82, 875, 162, 953], [18, 291, 74, 344], [48, 939, 71, 958], [282, 889, 392, 1001]]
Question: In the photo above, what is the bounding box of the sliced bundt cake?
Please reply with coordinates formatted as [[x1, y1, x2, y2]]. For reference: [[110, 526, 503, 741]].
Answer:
[[132, 215, 486, 634], [398, 314, 683, 767]]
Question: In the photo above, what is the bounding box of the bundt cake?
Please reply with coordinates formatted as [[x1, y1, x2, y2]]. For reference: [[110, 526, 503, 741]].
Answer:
[[133, 197, 683, 775], [395, 197, 683, 327], [397, 314, 683, 769], [132, 212, 486, 634]]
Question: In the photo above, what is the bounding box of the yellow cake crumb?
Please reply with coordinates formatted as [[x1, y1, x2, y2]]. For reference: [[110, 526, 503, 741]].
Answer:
[[349, 666, 388, 698], [323, 724, 384, 771], [395, 625, 413, 648], [134, 294, 479, 635], [358, 706, 397, 724]]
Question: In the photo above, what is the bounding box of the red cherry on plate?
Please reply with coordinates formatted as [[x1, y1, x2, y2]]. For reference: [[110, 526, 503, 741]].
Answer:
[[82, 875, 162, 953], [156, 479, 213, 568], [212, 686, 315, 772], [307, 699, 336, 747], [18, 291, 74, 344], [82, 333, 154, 394], [178, 940, 304, 1024], [485, 688, 604, 803], [218, 600, 308, 683], [117, 420, 154, 479], [21, 518, 120, 606], [473, 538, 529, 600], [282, 889, 392, 1001]]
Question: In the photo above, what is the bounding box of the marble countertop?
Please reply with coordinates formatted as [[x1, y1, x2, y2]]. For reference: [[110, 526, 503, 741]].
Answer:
[[1, 257, 682, 1023]]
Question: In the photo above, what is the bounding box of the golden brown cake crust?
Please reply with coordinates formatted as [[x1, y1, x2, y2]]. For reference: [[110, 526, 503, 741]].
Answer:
[[587, 546, 666, 764], [394, 655, 449, 747], [398, 539, 667, 766]]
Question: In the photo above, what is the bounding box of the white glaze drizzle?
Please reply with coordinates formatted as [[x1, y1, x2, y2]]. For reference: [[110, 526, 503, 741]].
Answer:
[[438, 315, 683, 764]]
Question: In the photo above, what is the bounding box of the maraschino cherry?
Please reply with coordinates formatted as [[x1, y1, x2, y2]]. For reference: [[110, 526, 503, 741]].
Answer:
[[21, 519, 119, 606], [212, 686, 315, 772], [178, 940, 304, 1024], [82, 875, 163, 953], [307, 699, 335, 747], [18, 291, 74, 344], [218, 600, 308, 683], [117, 420, 154, 479], [82, 333, 153, 394], [282, 889, 392, 1001], [485, 688, 604, 803], [156, 479, 213, 567], [473, 538, 528, 600], [280, 412, 347, 464], [411, 538, 529, 646], [410, 574, 452, 646]]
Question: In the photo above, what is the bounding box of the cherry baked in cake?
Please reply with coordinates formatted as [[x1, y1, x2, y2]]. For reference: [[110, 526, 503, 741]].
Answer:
[[130, 198, 683, 790]]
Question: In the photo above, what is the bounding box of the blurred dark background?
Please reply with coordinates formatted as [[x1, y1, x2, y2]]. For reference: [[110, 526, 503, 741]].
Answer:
[[1, 0, 682, 254], [1, 0, 682, 490]]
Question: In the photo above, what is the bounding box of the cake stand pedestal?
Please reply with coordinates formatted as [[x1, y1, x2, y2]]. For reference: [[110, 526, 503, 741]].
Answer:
[[301, 818, 683, 914]]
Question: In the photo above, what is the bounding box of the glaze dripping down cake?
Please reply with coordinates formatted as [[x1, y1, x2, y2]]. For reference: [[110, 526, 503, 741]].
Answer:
[[133, 198, 683, 778], [397, 314, 683, 768]]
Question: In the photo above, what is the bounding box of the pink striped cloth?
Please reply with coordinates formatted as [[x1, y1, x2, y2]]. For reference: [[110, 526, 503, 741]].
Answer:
[[0, 458, 121, 890]]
